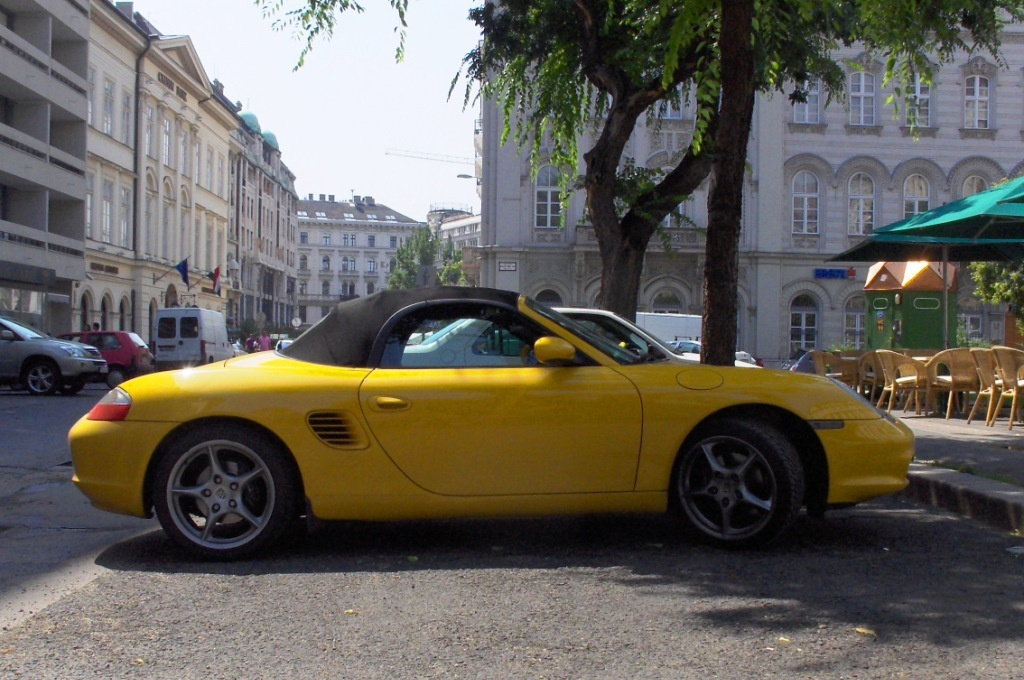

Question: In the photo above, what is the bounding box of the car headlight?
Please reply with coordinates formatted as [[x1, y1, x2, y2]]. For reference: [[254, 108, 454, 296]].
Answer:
[[59, 345, 86, 358]]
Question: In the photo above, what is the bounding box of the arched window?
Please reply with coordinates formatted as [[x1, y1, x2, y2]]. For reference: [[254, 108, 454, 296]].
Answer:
[[535, 166, 562, 229], [535, 289, 563, 306], [848, 173, 874, 235], [789, 294, 819, 354], [792, 171, 819, 234], [844, 296, 866, 349], [652, 292, 682, 313], [299, 254, 308, 270], [321, 280, 330, 295], [965, 75, 990, 129], [963, 175, 988, 197], [321, 255, 330, 271], [903, 174, 930, 218], [341, 256, 351, 272]]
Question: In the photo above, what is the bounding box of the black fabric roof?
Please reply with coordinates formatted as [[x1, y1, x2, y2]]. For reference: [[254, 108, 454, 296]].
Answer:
[[283, 287, 522, 368]]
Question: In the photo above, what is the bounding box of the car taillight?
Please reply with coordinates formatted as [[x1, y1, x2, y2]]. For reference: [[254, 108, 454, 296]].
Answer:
[[87, 388, 132, 421]]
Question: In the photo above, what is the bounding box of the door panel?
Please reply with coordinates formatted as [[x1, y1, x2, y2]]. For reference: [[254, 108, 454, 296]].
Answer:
[[360, 365, 643, 496]]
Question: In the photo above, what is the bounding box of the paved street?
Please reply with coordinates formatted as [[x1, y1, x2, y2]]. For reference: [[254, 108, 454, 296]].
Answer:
[[1, 389, 1023, 678]]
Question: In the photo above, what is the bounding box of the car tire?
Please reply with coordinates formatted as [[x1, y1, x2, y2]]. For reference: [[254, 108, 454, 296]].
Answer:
[[153, 424, 299, 560], [60, 377, 86, 395], [673, 418, 804, 548], [22, 359, 61, 396], [107, 367, 127, 388]]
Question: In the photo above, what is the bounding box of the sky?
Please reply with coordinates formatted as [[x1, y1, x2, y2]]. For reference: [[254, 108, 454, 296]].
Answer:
[[135, 0, 483, 221]]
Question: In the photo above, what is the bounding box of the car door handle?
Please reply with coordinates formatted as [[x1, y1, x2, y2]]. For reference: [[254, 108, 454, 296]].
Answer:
[[370, 396, 410, 411]]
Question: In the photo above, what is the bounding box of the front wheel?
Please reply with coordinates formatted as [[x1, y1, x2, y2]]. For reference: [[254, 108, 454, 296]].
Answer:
[[59, 377, 85, 395], [22, 359, 60, 396], [153, 424, 299, 560], [673, 419, 804, 548], [107, 367, 127, 388]]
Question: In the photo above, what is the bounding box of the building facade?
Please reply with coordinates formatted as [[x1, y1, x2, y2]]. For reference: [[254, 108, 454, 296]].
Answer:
[[0, 0, 89, 333], [476, 31, 1024, 365], [295, 194, 422, 328]]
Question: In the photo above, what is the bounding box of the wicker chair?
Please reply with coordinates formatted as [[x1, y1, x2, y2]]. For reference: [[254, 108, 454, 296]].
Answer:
[[858, 351, 883, 401], [924, 348, 981, 419], [875, 349, 928, 414], [989, 346, 1024, 428], [967, 348, 999, 425]]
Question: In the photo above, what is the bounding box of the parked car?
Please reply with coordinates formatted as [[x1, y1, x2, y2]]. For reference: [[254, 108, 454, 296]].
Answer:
[[781, 349, 817, 374], [275, 338, 294, 352], [152, 308, 233, 370], [58, 330, 153, 388], [70, 287, 914, 560], [668, 339, 702, 354], [1, 316, 108, 395]]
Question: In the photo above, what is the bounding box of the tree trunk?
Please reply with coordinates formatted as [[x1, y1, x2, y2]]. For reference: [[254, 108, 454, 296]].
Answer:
[[702, 0, 756, 366]]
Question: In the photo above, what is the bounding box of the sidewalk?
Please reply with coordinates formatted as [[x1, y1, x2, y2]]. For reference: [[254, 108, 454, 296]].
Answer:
[[897, 412, 1024, 533]]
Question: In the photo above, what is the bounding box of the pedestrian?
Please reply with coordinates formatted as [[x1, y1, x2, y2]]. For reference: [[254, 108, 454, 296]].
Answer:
[[258, 330, 271, 351], [92, 322, 100, 331], [244, 335, 256, 353]]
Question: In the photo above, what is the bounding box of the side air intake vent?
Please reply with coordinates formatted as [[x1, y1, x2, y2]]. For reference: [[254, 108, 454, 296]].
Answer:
[[307, 411, 368, 449]]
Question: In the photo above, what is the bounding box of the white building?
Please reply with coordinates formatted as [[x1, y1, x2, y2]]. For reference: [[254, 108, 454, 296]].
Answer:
[[0, 0, 89, 333], [475, 32, 1024, 364], [295, 194, 422, 327]]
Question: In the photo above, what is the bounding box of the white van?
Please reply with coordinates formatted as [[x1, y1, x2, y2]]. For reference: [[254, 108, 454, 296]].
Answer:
[[153, 308, 233, 370]]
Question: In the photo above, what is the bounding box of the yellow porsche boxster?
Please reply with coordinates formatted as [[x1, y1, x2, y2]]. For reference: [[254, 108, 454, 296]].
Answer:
[[69, 287, 914, 560]]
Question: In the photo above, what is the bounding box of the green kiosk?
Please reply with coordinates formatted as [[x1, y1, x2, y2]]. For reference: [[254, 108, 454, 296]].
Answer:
[[865, 261, 958, 351]]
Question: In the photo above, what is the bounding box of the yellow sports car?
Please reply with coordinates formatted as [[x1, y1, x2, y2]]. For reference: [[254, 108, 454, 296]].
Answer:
[[69, 287, 914, 559]]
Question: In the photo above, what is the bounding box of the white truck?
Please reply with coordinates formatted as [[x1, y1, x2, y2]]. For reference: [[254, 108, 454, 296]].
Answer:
[[633, 312, 702, 345], [152, 307, 233, 370]]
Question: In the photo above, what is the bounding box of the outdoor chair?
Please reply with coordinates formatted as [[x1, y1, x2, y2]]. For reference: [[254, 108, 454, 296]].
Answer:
[[924, 348, 980, 419], [989, 346, 1024, 429], [967, 348, 1000, 426], [858, 350, 883, 401], [874, 349, 928, 414]]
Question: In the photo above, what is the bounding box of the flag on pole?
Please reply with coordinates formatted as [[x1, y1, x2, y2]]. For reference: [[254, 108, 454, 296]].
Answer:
[[212, 266, 222, 295], [175, 258, 189, 288]]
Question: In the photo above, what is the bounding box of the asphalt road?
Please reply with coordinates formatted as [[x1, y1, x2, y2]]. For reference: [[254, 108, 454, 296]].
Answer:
[[1, 388, 1023, 678]]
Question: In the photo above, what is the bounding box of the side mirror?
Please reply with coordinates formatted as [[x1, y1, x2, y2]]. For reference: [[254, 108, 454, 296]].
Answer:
[[0, 330, 13, 341], [533, 336, 576, 365]]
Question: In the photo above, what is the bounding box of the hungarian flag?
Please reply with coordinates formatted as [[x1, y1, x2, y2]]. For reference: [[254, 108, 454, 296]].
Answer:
[[175, 258, 189, 288], [212, 266, 221, 295]]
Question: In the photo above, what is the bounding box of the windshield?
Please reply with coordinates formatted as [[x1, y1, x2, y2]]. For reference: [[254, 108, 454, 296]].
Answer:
[[0, 316, 47, 340], [524, 298, 663, 365]]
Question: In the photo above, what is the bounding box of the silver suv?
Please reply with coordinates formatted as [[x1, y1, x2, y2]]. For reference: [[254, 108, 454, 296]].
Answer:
[[0, 316, 108, 395]]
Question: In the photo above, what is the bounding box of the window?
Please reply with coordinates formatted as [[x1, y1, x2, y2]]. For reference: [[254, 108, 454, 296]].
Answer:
[[162, 118, 173, 167], [144, 106, 155, 157], [321, 280, 330, 295], [903, 174, 930, 218], [298, 281, 307, 295], [87, 67, 96, 127], [963, 175, 988, 197], [535, 166, 562, 229], [218, 155, 226, 197], [102, 79, 115, 136], [793, 79, 820, 124], [297, 210, 308, 217], [368, 235, 375, 247], [791, 171, 819, 234], [299, 254, 308, 270], [85, 173, 94, 240], [342, 234, 351, 247], [390, 236, 398, 249], [119, 188, 132, 247], [847, 173, 874, 235], [321, 255, 330, 271], [965, 75, 989, 129], [844, 296, 866, 349], [341, 256, 352, 272], [367, 282, 375, 295], [368, 258, 376, 273], [101, 180, 114, 243], [660, 84, 694, 121], [958, 312, 983, 342], [789, 295, 818, 355], [379, 303, 548, 369], [206, 149, 214, 189], [849, 72, 875, 126], [121, 91, 132, 145], [179, 129, 189, 176], [906, 76, 931, 127], [321, 232, 331, 246], [300, 231, 308, 244]]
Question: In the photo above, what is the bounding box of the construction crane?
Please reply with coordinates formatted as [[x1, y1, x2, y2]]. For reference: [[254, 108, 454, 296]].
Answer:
[[385, 148, 474, 166]]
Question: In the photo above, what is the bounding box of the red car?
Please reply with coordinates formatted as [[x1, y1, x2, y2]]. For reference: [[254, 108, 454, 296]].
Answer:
[[58, 330, 154, 387]]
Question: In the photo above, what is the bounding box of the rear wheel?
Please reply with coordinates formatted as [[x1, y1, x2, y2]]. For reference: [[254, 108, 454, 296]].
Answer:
[[106, 367, 127, 388], [153, 424, 298, 560], [22, 359, 60, 396], [673, 419, 804, 548]]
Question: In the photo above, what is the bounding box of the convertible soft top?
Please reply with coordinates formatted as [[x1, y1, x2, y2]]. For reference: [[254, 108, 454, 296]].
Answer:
[[283, 286, 522, 367]]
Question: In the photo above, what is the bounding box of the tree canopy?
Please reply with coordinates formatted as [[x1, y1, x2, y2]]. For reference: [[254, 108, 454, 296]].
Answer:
[[259, 0, 1024, 365]]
